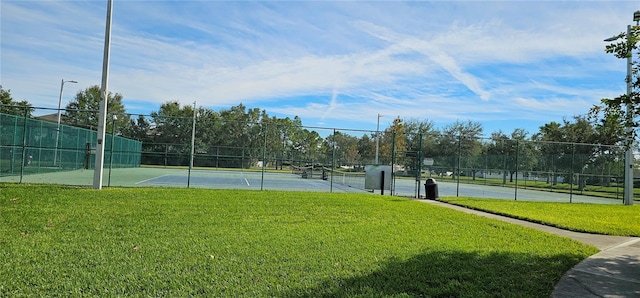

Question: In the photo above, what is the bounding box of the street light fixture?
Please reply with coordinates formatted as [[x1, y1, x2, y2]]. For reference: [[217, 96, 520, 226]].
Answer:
[[375, 113, 383, 164], [603, 10, 640, 205], [54, 79, 78, 166]]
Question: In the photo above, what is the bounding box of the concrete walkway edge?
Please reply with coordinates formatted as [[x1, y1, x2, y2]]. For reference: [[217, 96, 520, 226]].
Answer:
[[415, 199, 640, 298]]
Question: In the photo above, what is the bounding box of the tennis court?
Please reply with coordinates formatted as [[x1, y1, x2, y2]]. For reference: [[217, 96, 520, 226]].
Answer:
[[0, 166, 623, 204], [135, 169, 362, 192], [0, 167, 370, 193]]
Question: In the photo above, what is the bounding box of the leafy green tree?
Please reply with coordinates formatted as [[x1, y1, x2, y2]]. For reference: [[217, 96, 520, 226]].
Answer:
[[290, 127, 323, 166], [532, 116, 605, 189], [147, 101, 195, 166], [0, 86, 32, 117], [357, 134, 375, 165], [121, 114, 152, 142], [217, 104, 263, 168], [262, 115, 306, 169], [63, 85, 130, 133], [403, 119, 437, 154], [402, 118, 438, 174], [590, 26, 640, 146], [485, 130, 511, 183], [531, 121, 564, 185], [324, 131, 360, 167], [194, 107, 223, 166], [435, 120, 483, 178], [378, 117, 406, 166], [485, 129, 535, 183]]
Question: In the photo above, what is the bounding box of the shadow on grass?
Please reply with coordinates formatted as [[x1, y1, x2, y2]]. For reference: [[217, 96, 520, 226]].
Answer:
[[277, 249, 587, 297]]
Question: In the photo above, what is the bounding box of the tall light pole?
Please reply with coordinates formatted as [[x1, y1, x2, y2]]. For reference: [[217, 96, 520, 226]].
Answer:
[[54, 79, 78, 166], [375, 113, 383, 164], [93, 0, 113, 189], [604, 10, 640, 205]]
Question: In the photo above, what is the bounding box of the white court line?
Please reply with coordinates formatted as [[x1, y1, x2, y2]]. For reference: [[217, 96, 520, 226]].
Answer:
[[135, 174, 172, 185], [240, 171, 250, 186]]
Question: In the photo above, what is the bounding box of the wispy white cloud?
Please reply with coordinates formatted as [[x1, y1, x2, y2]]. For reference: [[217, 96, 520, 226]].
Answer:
[[2, 0, 638, 135]]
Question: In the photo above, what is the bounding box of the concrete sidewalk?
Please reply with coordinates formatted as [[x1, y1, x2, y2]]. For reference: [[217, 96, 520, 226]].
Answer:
[[417, 199, 640, 298]]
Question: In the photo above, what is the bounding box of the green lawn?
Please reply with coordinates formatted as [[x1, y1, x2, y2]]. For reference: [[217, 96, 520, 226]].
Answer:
[[1, 184, 598, 297], [439, 197, 640, 237]]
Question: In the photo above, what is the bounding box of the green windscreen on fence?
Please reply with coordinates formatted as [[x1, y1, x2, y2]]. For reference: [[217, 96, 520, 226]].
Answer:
[[0, 112, 142, 176]]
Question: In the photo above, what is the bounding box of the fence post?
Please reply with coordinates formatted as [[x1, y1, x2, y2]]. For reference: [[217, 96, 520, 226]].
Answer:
[[187, 102, 197, 188], [330, 129, 336, 193], [19, 107, 28, 183], [108, 115, 116, 187], [456, 134, 461, 197], [569, 142, 575, 203], [416, 133, 423, 199], [391, 131, 396, 195], [514, 140, 519, 201], [261, 123, 267, 191]]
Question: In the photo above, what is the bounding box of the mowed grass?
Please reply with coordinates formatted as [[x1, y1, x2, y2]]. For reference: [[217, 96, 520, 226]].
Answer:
[[1, 184, 597, 297], [440, 197, 640, 237]]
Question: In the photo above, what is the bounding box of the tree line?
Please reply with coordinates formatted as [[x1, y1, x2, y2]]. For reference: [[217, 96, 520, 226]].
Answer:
[[0, 84, 629, 188]]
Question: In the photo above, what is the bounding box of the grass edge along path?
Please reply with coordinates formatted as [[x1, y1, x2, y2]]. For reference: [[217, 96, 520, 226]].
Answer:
[[440, 197, 640, 237], [1, 184, 597, 297]]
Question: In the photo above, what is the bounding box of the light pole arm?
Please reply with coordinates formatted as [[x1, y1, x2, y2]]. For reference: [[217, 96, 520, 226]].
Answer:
[[57, 79, 65, 127]]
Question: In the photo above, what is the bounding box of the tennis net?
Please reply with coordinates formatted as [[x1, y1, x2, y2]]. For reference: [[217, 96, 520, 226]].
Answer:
[[291, 165, 327, 179], [325, 168, 366, 190]]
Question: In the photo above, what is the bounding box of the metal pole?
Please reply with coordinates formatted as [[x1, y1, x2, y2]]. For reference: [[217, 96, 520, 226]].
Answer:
[[456, 134, 461, 197], [19, 107, 28, 183], [514, 140, 519, 201], [54, 79, 76, 167], [54, 79, 64, 167], [570, 143, 575, 203], [417, 133, 423, 199], [391, 131, 396, 195], [261, 123, 267, 191], [330, 129, 336, 192], [624, 24, 634, 205], [375, 113, 382, 164], [108, 115, 116, 187], [92, 0, 113, 189], [188, 101, 196, 188]]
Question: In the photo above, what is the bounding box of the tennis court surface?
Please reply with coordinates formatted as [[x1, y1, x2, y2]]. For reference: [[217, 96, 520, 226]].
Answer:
[[0, 167, 623, 204]]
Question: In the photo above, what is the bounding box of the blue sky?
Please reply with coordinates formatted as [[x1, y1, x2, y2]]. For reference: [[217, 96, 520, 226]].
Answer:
[[1, 0, 638, 137]]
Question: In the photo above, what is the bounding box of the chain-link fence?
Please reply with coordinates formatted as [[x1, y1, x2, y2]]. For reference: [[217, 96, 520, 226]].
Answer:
[[0, 112, 142, 179], [0, 106, 631, 203], [426, 137, 625, 200]]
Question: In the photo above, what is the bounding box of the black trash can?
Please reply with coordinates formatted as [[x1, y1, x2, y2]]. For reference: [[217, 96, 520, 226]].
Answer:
[[424, 178, 438, 200]]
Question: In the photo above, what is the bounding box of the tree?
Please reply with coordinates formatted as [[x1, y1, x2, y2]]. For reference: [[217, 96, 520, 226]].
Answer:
[[394, 118, 436, 176], [63, 85, 130, 133], [532, 116, 608, 189], [287, 128, 322, 166], [217, 104, 263, 168], [435, 120, 483, 178], [485, 129, 535, 183], [121, 114, 152, 142], [264, 115, 307, 169], [194, 107, 223, 167], [357, 134, 375, 165], [147, 101, 195, 166], [324, 131, 360, 167], [0, 86, 33, 117], [589, 26, 640, 146], [377, 116, 406, 166]]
